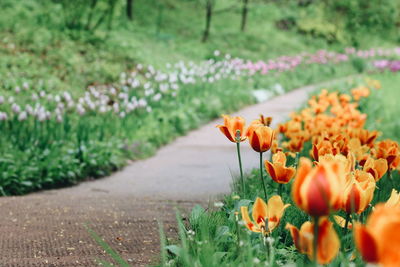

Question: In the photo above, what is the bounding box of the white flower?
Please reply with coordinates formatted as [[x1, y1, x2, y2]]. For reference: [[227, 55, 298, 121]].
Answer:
[[8, 96, 14, 103], [11, 103, 21, 114], [0, 96, 4, 104], [213, 202, 224, 208], [77, 105, 86, 115], [31, 93, 38, 101], [23, 82, 29, 89], [99, 106, 107, 113], [0, 112, 8, 121], [18, 111, 27, 121], [152, 93, 162, 102], [15, 86, 21, 93], [37, 112, 47, 121], [25, 105, 33, 114]]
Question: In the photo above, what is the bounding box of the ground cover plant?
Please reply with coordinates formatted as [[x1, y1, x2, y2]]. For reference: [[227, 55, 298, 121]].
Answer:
[[159, 74, 400, 266]]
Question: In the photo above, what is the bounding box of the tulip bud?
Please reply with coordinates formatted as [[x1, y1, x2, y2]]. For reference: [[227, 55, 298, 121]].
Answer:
[[292, 158, 345, 217]]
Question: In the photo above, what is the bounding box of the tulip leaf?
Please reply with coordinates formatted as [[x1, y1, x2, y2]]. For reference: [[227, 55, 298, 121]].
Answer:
[[165, 245, 182, 257]]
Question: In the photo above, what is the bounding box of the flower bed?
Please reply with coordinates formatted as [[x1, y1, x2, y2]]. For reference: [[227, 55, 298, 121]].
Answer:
[[0, 47, 399, 195], [161, 77, 400, 266]]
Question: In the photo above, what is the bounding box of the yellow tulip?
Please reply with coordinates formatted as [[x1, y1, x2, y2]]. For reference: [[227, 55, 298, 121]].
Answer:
[[241, 196, 290, 235]]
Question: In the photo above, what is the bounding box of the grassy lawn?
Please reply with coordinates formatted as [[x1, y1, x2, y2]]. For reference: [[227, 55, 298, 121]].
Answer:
[[159, 72, 400, 266]]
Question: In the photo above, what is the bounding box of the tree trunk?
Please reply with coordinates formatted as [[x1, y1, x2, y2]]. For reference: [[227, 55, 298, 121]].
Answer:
[[202, 0, 213, 42], [241, 0, 249, 32], [127, 0, 134, 20]]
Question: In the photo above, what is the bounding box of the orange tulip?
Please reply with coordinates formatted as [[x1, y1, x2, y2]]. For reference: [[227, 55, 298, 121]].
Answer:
[[373, 139, 400, 170], [216, 115, 246, 142], [318, 153, 355, 174], [265, 151, 296, 184], [354, 204, 400, 267], [283, 133, 307, 153], [286, 217, 340, 264], [342, 170, 375, 214], [241, 196, 290, 235], [363, 157, 388, 181], [312, 138, 337, 161], [292, 157, 345, 217], [351, 86, 370, 101], [385, 189, 400, 208], [247, 124, 275, 153]]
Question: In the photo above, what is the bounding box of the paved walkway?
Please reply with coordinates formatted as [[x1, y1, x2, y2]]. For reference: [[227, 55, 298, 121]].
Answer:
[[0, 79, 349, 266]]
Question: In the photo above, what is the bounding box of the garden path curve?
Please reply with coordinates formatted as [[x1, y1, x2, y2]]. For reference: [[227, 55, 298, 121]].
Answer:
[[0, 78, 351, 266]]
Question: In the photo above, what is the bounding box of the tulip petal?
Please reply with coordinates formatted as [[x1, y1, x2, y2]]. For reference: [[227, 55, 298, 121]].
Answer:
[[265, 160, 277, 181], [286, 223, 302, 252], [240, 206, 260, 233], [217, 125, 235, 142], [316, 218, 340, 264], [293, 158, 312, 207], [354, 223, 379, 263], [252, 197, 268, 227], [304, 166, 331, 216]]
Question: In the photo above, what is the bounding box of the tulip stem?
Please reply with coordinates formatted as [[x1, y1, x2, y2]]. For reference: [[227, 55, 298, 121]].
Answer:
[[260, 152, 268, 200], [278, 183, 283, 196], [344, 213, 351, 233], [235, 212, 241, 253], [236, 141, 245, 194], [295, 152, 300, 168], [313, 217, 320, 266]]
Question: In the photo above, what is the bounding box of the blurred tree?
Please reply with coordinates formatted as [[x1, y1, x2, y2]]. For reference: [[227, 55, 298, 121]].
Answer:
[[202, 0, 215, 42], [240, 0, 249, 31], [127, 0, 134, 20]]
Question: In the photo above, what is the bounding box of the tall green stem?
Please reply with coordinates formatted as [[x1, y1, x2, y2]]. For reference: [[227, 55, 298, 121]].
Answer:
[[343, 213, 351, 235], [260, 152, 268, 200], [313, 217, 320, 266], [236, 141, 245, 193]]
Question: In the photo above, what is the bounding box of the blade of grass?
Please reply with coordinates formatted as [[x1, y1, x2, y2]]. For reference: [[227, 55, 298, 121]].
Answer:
[[84, 224, 131, 267]]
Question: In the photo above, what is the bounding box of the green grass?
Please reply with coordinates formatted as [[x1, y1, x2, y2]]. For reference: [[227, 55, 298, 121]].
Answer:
[[158, 73, 400, 266], [1, 0, 398, 92]]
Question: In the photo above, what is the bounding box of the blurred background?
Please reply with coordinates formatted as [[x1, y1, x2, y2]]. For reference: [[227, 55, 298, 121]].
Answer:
[[0, 0, 399, 195]]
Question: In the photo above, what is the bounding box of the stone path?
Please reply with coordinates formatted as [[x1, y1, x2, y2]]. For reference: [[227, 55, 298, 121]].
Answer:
[[0, 78, 350, 266]]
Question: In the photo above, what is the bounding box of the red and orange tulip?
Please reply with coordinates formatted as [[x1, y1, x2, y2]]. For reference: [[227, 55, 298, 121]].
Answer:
[[363, 156, 388, 181], [373, 139, 400, 170], [292, 158, 345, 217], [216, 115, 246, 142], [241, 196, 290, 235], [265, 151, 296, 184], [342, 170, 375, 214], [247, 124, 275, 153], [286, 217, 340, 264], [354, 204, 400, 267]]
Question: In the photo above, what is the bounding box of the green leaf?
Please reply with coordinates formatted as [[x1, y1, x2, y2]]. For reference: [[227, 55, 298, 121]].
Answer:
[[165, 245, 182, 257]]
